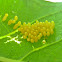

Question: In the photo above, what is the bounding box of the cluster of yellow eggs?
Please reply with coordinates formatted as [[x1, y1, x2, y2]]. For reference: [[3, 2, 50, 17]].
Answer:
[[2, 13, 55, 43], [18, 20, 55, 43]]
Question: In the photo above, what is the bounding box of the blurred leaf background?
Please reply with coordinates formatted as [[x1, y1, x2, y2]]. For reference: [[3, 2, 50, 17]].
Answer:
[[0, 0, 62, 62]]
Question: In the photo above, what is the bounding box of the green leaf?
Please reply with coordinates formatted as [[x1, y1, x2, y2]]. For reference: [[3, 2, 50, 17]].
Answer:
[[0, 0, 62, 62]]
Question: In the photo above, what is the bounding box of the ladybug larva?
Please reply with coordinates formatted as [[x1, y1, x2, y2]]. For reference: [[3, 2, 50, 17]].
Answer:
[[13, 24, 18, 29], [2, 13, 8, 21], [8, 19, 12, 25], [12, 20, 16, 24], [13, 21, 21, 29]]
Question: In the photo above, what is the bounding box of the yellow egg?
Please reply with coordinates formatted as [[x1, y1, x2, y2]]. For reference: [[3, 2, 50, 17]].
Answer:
[[39, 33, 42, 37], [20, 28, 24, 31], [36, 20, 39, 23], [51, 21, 55, 24], [8, 19, 12, 25], [31, 24, 34, 29], [33, 32, 37, 36], [27, 38, 30, 41], [37, 27, 40, 31], [27, 22, 31, 26], [37, 35, 41, 40], [42, 22, 45, 27], [45, 20, 48, 24], [31, 35, 34, 39], [23, 35, 27, 39], [14, 16, 18, 21], [34, 36, 38, 42], [40, 29, 43, 33], [39, 22, 43, 27], [46, 29, 50, 32], [51, 21, 55, 28], [23, 22, 26, 26], [31, 30, 33, 34], [43, 27, 46, 31], [25, 32, 28, 36], [47, 32, 50, 36], [37, 33, 42, 40], [28, 33, 31, 38], [48, 22, 51, 26], [34, 25, 37, 30], [13, 24, 18, 29], [42, 40, 46, 44], [43, 31, 46, 36], [27, 29, 30, 33], [31, 39, 34, 43], [35, 30, 38, 34]]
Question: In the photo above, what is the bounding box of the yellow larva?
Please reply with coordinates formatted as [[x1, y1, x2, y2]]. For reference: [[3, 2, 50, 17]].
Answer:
[[42, 40, 46, 44], [12, 20, 16, 24], [14, 16, 18, 21], [8, 19, 12, 25], [2, 13, 8, 21], [13, 24, 18, 29]]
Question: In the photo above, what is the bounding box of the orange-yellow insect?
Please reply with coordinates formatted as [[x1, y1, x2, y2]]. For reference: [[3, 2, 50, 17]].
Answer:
[[2, 13, 8, 21]]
